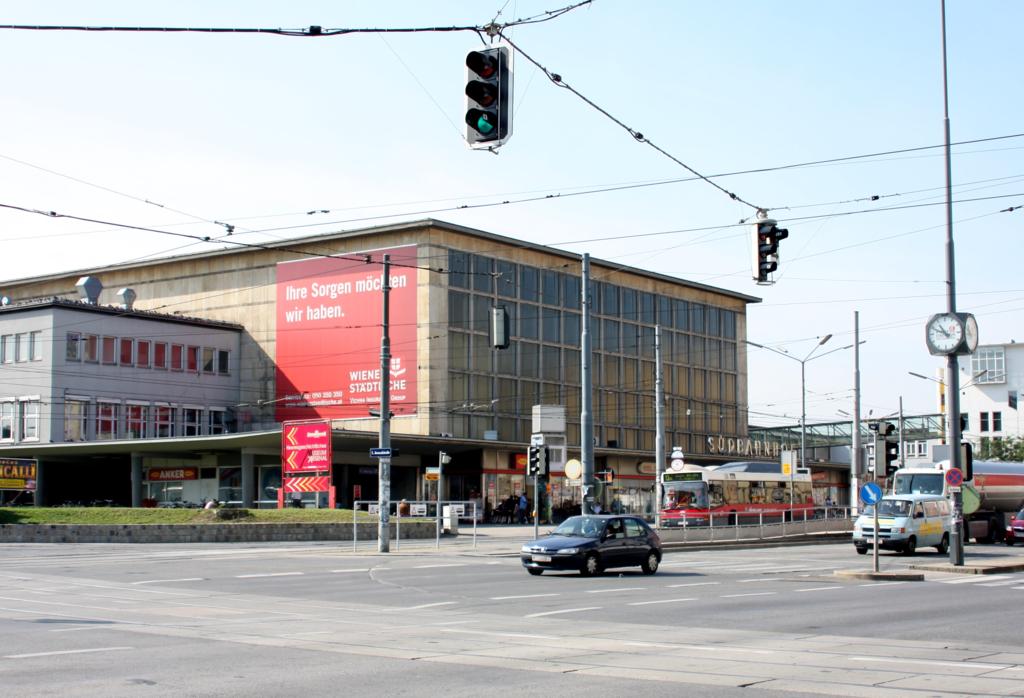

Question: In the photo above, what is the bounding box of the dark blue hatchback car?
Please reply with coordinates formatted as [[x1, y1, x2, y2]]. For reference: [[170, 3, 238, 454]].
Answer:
[[520, 514, 662, 576]]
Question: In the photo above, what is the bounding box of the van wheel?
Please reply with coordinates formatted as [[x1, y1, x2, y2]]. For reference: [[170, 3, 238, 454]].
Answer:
[[935, 533, 949, 555], [903, 536, 917, 555]]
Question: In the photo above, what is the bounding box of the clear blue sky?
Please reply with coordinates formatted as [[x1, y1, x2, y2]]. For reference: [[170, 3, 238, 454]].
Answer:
[[1, 1, 1021, 428]]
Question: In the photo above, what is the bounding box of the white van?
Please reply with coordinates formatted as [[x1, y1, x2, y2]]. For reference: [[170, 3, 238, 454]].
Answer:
[[853, 494, 951, 555]]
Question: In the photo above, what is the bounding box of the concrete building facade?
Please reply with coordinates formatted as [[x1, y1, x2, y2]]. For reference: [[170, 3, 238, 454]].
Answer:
[[0, 220, 759, 517]]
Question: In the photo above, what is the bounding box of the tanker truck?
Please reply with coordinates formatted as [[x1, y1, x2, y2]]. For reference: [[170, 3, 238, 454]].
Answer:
[[891, 459, 1024, 543]]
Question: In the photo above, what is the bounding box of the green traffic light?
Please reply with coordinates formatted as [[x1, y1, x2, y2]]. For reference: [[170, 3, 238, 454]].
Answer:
[[476, 115, 495, 134]]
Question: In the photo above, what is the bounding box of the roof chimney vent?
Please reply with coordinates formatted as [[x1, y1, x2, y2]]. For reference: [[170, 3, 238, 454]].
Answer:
[[76, 276, 103, 305], [117, 287, 137, 311]]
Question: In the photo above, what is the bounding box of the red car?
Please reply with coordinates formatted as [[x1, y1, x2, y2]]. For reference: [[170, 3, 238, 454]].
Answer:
[[1006, 507, 1024, 545]]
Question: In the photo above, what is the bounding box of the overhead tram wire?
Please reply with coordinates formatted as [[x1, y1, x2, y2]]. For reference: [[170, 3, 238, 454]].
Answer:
[[0, 2, 594, 36], [494, 31, 764, 214]]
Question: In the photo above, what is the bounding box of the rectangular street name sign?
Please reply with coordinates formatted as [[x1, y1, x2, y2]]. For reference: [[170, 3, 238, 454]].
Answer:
[[369, 448, 392, 457]]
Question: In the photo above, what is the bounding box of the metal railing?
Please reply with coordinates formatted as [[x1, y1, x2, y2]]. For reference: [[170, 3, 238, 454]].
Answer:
[[352, 500, 478, 551]]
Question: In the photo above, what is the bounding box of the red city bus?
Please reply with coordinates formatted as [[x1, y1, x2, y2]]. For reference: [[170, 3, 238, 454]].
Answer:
[[661, 461, 814, 527]]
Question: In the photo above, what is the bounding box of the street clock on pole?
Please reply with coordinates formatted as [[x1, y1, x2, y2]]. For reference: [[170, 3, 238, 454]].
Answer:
[[925, 312, 979, 356]]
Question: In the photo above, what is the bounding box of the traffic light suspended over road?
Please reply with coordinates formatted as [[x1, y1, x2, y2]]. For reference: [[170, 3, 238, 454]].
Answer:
[[751, 217, 789, 285], [465, 46, 512, 149]]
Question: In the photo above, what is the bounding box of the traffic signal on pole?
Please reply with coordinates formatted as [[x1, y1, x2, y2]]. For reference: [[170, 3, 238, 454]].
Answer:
[[751, 218, 789, 285], [465, 46, 512, 149], [960, 441, 973, 481], [597, 469, 615, 483], [882, 438, 900, 477], [527, 446, 548, 476]]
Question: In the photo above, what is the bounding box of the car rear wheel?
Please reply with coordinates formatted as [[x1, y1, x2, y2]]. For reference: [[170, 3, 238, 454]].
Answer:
[[935, 533, 949, 555], [903, 536, 917, 555], [526, 567, 543, 576], [641, 551, 660, 575], [580, 553, 602, 577]]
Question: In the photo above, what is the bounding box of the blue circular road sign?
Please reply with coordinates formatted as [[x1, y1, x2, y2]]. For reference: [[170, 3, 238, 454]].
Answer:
[[860, 481, 883, 504]]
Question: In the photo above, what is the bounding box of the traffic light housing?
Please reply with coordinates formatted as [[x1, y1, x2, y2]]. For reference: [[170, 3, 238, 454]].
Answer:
[[465, 46, 512, 149], [597, 468, 615, 483], [961, 441, 973, 481], [882, 438, 900, 477], [527, 446, 548, 476], [751, 218, 789, 285]]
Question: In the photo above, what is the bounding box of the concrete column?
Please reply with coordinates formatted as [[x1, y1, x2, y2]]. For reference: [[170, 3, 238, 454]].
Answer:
[[131, 453, 144, 508], [241, 451, 256, 508]]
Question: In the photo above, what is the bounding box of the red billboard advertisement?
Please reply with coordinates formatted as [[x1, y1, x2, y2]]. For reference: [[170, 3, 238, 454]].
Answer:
[[275, 246, 418, 421], [282, 420, 332, 474]]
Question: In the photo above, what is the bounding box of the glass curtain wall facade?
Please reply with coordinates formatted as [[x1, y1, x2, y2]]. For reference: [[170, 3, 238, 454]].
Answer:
[[446, 250, 742, 453]]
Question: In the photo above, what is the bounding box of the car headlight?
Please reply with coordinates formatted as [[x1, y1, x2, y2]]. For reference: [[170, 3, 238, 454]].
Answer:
[[521, 545, 532, 553], [556, 547, 579, 554]]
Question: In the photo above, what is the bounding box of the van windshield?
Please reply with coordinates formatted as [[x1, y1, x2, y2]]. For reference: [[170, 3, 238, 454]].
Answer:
[[893, 473, 943, 495], [863, 500, 913, 517]]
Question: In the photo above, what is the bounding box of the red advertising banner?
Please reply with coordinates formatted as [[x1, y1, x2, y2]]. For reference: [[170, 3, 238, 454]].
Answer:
[[282, 420, 332, 474], [284, 476, 330, 493], [146, 467, 199, 482], [275, 246, 418, 421]]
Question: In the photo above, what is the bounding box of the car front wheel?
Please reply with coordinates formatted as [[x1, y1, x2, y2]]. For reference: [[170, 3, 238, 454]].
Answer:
[[580, 553, 602, 577], [641, 551, 660, 575], [526, 567, 543, 576], [855, 545, 868, 555]]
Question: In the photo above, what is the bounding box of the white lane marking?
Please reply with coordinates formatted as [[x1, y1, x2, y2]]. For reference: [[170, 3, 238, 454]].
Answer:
[[625, 641, 774, 654], [131, 578, 204, 585], [490, 593, 561, 601], [795, 586, 843, 593], [668, 582, 718, 588], [48, 626, 106, 633], [440, 628, 559, 640], [235, 572, 304, 579], [628, 597, 697, 606], [330, 568, 370, 573], [979, 579, 1023, 587], [585, 587, 646, 594], [942, 576, 997, 584], [857, 581, 907, 587], [737, 578, 785, 583], [720, 592, 777, 598], [411, 564, 467, 569], [849, 656, 1011, 670], [5, 647, 133, 659], [396, 601, 458, 611], [525, 606, 601, 618]]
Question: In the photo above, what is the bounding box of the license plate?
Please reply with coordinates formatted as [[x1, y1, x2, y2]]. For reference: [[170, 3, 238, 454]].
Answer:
[[531, 554, 551, 563]]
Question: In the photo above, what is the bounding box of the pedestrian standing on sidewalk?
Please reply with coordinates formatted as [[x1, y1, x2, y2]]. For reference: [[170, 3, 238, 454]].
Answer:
[[518, 492, 528, 524]]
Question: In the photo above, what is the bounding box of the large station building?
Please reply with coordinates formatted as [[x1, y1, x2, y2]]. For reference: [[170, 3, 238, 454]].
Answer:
[[0, 219, 779, 516]]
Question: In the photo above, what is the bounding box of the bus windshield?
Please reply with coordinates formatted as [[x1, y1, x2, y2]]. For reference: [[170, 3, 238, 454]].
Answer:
[[663, 480, 709, 510], [892, 473, 944, 496]]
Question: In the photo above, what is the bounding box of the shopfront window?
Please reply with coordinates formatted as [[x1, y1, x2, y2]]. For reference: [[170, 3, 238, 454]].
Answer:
[[219, 467, 242, 505]]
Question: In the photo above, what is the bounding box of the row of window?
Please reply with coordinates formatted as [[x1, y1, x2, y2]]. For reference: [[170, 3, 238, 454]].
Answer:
[[66, 332, 230, 374], [63, 399, 231, 441], [0, 332, 44, 364], [971, 347, 1006, 384], [0, 399, 40, 441], [447, 250, 738, 338]]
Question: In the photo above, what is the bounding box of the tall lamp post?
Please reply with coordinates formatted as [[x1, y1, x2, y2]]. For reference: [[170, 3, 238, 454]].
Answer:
[[747, 335, 846, 470]]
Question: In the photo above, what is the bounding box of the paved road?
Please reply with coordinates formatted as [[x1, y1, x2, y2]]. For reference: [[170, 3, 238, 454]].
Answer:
[[1, 540, 1022, 696]]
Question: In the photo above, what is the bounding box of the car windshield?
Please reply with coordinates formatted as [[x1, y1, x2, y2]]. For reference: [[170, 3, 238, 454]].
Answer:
[[552, 516, 604, 539], [863, 499, 913, 517], [1017, 508, 1024, 521]]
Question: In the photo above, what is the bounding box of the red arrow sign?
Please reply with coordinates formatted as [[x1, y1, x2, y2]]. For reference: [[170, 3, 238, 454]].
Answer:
[[284, 476, 330, 493], [281, 420, 332, 474]]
